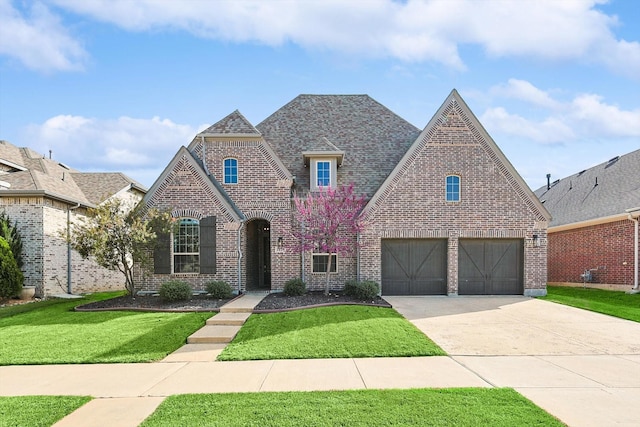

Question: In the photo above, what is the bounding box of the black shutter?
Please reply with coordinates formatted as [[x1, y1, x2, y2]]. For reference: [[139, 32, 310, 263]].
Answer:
[[200, 216, 217, 274], [153, 231, 171, 274]]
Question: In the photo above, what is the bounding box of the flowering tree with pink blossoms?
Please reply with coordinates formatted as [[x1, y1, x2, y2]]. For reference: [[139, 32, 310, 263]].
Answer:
[[292, 183, 367, 295]]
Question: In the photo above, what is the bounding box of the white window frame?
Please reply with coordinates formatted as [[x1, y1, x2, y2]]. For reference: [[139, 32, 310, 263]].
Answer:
[[311, 158, 337, 190], [445, 175, 460, 202], [223, 158, 238, 184], [312, 253, 338, 273]]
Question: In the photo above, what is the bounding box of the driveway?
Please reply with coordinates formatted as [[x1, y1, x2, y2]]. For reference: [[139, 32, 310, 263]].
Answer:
[[387, 296, 640, 427]]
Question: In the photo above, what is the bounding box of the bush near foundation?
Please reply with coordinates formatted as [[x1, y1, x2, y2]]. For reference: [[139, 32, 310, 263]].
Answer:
[[159, 280, 192, 302], [0, 237, 23, 300], [344, 280, 379, 300], [205, 281, 233, 299], [283, 278, 307, 296]]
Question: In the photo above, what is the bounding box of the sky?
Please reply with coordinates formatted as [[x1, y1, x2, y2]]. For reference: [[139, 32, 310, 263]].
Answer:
[[0, 0, 639, 193]]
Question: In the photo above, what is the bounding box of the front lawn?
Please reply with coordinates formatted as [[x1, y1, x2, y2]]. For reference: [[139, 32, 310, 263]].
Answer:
[[541, 286, 640, 322], [0, 293, 213, 364], [217, 305, 445, 361], [140, 388, 563, 426], [0, 396, 91, 427]]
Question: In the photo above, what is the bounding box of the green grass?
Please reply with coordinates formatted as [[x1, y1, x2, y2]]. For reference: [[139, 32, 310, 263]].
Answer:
[[541, 286, 640, 322], [140, 388, 563, 426], [0, 396, 91, 427], [0, 293, 213, 364], [218, 305, 445, 361]]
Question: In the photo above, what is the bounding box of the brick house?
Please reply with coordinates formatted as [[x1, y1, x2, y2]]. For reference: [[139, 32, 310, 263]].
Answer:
[[535, 149, 640, 291], [142, 90, 550, 296], [0, 140, 146, 297]]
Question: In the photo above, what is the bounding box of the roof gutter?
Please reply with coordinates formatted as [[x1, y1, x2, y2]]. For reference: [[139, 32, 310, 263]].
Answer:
[[0, 190, 95, 209], [548, 212, 632, 233], [626, 207, 640, 291]]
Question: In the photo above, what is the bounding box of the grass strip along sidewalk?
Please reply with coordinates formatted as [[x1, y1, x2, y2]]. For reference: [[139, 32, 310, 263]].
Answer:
[[541, 285, 640, 322], [218, 305, 445, 361], [0, 396, 91, 427], [140, 388, 564, 427], [0, 293, 213, 365]]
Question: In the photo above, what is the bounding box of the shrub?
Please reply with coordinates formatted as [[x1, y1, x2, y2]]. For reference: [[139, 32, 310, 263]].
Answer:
[[0, 237, 23, 300], [205, 281, 233, 299], [344, 280, 379, 300], [283, 278, 306, 296], [0, 212, 23, 269], [159, 280, 192, 302]]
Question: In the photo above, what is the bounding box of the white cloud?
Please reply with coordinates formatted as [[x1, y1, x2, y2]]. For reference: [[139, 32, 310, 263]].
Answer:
[[481, 107, 575, 143], [490, 79, 562, 110], [482, 79, 640, 143], [40, 0, 639, 77], [0, 0, 87, 72], [24, 115, 201, 186]]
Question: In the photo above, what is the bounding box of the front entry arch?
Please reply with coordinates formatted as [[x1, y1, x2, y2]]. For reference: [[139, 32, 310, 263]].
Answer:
[[246, 219, 271, 291]]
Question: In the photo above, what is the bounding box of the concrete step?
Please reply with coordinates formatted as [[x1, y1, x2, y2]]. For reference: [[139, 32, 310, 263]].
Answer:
[[187, 325, 241, 344], [219, 294, 266, 313], [206, 312, 251, 326]]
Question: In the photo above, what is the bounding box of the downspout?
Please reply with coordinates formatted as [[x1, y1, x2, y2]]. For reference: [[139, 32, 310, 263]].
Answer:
[[356, 232, 361, 282], [237, 221, 245, 294], [67, 203, 80, 294], [628, 212, 639, 290]]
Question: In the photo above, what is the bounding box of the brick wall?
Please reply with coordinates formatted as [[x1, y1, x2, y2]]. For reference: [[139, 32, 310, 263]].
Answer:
[[2, 196, 130, 296], [548, 220, 635, 286], [361, 101, 548, 295]]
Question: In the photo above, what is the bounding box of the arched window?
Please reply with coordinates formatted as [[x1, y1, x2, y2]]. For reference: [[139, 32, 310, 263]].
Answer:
[[223, 158, 238, 184], [173, 218, 200, 273], [446, 175, 460, 202]]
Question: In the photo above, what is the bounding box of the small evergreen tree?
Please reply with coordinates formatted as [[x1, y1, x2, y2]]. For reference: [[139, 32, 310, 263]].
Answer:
[[0, 212, 23, 269], [0, 236, 23, 300]]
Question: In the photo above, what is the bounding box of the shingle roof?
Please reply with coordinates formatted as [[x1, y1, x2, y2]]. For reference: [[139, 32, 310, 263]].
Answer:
[[255, 95, 421, 196], [534, 148, 640, 227], [199, 110, 261, 136], [0, 140, 144, 206]]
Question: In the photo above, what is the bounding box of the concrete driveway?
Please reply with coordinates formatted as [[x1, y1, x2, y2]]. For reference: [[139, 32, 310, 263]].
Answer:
[[386, 296, 640, 427]]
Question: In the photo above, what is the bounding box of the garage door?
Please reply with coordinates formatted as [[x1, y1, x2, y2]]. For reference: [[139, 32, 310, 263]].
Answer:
[[381, 239, 447, 295], [458, 239, 523, 295]]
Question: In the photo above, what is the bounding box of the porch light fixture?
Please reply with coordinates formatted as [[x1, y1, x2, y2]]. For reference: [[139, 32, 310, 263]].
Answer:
[[532, 234, 540, 247], [277, 236, 283, 247]]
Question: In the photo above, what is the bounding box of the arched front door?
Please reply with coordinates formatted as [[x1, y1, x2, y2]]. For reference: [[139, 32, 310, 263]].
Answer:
[[246, 219, 271, 291]]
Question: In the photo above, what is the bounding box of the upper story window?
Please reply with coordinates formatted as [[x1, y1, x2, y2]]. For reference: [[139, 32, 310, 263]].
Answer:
[[173, 218, 200, 273], [446, 175, 460, 202], [316, 161, 331, 188], [223, 158, 238, 184]]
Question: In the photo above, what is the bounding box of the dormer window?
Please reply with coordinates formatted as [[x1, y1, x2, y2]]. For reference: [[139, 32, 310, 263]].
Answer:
[[316, 160, 331, 187]]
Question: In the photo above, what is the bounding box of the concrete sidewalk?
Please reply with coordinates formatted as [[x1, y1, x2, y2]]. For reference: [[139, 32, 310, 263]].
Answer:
[[1, 295, 640, 426]]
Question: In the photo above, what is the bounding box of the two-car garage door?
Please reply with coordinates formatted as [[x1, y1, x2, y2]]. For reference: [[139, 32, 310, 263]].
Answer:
[[381, 238, 523, 296]]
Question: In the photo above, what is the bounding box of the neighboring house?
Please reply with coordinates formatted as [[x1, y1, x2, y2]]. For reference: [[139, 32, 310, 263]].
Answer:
[[141, 90, 550, 296], [535, 149, 640, 291], [0, 140, 146, 297]]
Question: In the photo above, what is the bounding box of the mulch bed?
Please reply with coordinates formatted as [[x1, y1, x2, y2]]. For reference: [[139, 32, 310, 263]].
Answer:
[[74, 291, 391, 312]]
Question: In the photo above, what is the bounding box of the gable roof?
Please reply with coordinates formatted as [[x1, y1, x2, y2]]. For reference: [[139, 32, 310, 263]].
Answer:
[[0, 140, 144, 207], [534, 148, 640, 228], [256, 95, 421, 197], [144, 146, 244, 222], [198, 110, 261, 137], [364, 89, 551, 221]]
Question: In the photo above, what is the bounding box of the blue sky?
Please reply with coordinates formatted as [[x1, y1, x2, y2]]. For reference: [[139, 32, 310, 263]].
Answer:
[[1, 0, 638, 192]]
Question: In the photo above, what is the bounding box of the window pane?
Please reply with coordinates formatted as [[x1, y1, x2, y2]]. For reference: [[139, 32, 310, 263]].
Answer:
[[174, 255, 200, 273], [224, 158, 238, 184], [316, 161, 330, 187], [312, 254, 337, 273], [173, 218, 200, 273], [446, 175, 460, 202]]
